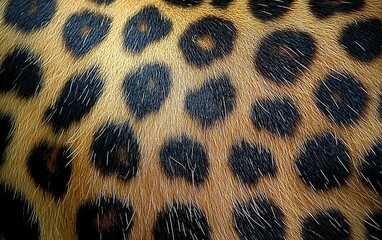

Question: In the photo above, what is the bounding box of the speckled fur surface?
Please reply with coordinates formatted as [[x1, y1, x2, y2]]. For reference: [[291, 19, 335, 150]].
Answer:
[[0, 0, 382, 239]]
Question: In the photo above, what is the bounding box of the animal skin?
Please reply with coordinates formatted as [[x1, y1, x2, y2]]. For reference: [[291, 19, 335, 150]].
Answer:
[[0, 0, 382, 239]]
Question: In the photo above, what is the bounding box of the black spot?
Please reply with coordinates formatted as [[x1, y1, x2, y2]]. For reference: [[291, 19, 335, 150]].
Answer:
[[27, 142, 72, 199], [255, 30, 316, 84], [0, 184, 40, 239], [229, 140, 276, 185], [295, 133, 351, 191], [44, 67, 104, 132], [0, 48, 43, 98], [185, 75, 236, 126], [76, 196, 134, 240], [251, 97, 300, 137], [163, 0, 202, 7], [63, 11, 112, 57], [179, 17, 237, 67], [301, 209, 350, 240], [124, 7, 172, 53], [233, 196, 285, 240], [91, 122, 140, 180], [211, 0, 233, 8], [122, 63, 172, 119], [92, 0, 115, 5], [159, 136, 209, 185], [359, 138, 382, 195], [153, 203, 211, 240], [379, 92, 382, 119], [340, 18, 382, 62], [5, 0, 56, 32], [309, 0, 364, 18], [0, 114, 14, 166], [315, 72, 367, 126], [249, 0, 294, 21], [364, 211, 382, 240]]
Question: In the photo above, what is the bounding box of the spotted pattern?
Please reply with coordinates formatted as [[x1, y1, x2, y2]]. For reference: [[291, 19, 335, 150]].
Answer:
[[153, 203, 211, 240], [0, 48, 42, 99], [4, 0, 56, 32], [185, 75, 236, 126], [90, 122, 140, 180], [76, 196, 134, 240], [229, 140, 276, 185], [234, 196, 285, 240], [0, 184, 40, 239], [295, 133, 351, 191], [315, 72, 367, 126], [27, 142, 72, 199], [255, 30, 316, 84], [63, 11, 112, 57], [179, 17, 237, 67], [122, 63, 172, 119], [44, 67, 104, 132], [301, 209, 351, 240], [159, 136, 209, 185], [124, 7, 172, 53], [0, 1, 382, 239]]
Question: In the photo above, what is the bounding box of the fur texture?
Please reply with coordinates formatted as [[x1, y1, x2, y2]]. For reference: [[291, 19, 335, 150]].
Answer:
[[0, 0, 382, 239]]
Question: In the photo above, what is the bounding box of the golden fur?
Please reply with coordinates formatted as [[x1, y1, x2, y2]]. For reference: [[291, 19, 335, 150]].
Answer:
[[0, 0, 382, 239]]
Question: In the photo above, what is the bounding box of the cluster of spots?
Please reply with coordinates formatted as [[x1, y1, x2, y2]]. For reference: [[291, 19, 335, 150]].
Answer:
[[122, 63, 172, 119], [0, 184, 40, 239], [315, 72, 367, 126], [0, 114, 14, 165], [124, 6, 172, 53], [2, 0, 382, 239], [309, 0, 364, 18], [90, 122, 140, 180], [159, 136, 209, 185], [229, 140, 276, 185], [27, 142, 73, 199], [301, 209, 350, 240], [153, 203, 211, 240], [44, 67, 104, 132], [76, 196, 134, 240], [233, 196, 285, 240], [0, 48, 43, 98], [295, 133, 351, 191]]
